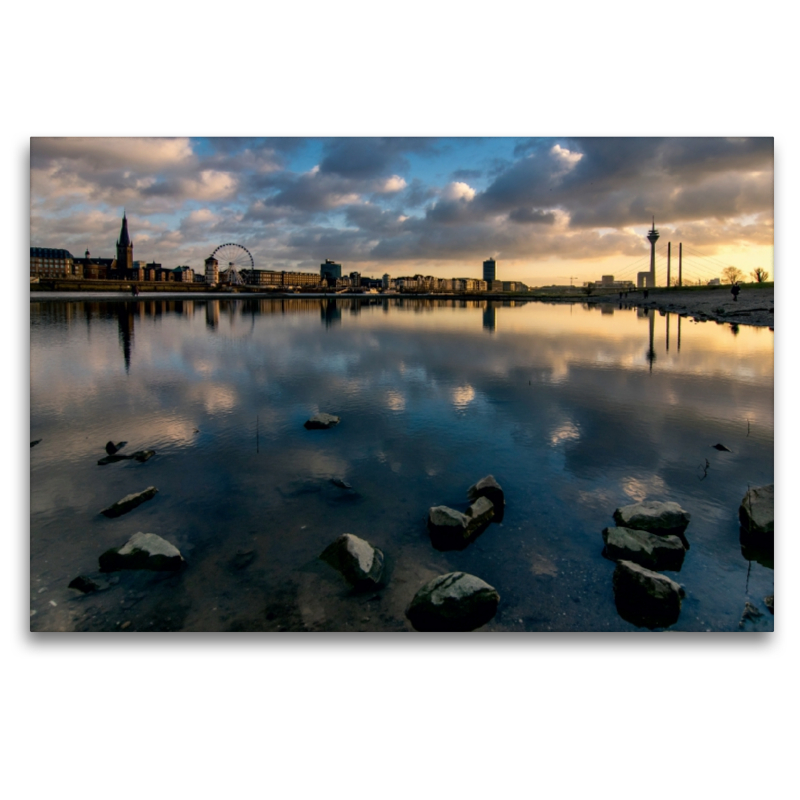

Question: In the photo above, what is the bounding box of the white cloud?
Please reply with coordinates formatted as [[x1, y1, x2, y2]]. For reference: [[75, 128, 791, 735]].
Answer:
[[441, 181, 476, 202]]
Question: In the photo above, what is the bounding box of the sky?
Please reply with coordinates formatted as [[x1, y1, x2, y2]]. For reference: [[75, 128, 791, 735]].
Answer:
[[30, 137, 773, 286]]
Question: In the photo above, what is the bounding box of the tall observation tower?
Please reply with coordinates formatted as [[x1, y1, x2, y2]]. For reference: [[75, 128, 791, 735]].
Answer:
[[647, 216, 660, 287]]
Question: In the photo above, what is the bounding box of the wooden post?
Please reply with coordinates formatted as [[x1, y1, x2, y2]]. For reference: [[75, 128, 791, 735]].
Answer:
[[667, 242, 671, 288], [678, 243, 682, 287]]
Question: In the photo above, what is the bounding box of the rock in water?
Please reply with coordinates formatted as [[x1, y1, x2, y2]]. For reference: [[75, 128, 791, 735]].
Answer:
[[613, 500, 690, 536], [739, 601, 763, 628], [405, 572, 500, 632], [330, 478, 353, 489], [602, 526, 686, 571], [467, 475, 505, 522], [30, 439, 42, 448], [764, 595, 774, 614], [319, 533, 384, 588], [304, 413, 340, 429], [105, 441, 118, 455], [738, 484, 774, 537], [68, 575, 100, 593], [100, 486, 158, 518], [712, 443, 732, 451], [99, 532, 184, 572], [133, 450, 155, 462], [612, 560, 685, 629], [427, 498, 495, 551]]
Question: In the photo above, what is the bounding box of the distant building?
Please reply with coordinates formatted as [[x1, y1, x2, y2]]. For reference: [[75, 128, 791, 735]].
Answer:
[[73, 249, 115, 280], [320, 259, 342, 285], [30, 247, 76, 279], [205, 256, 219, 284], [589, 274, 636, 291], [708, 278, 721, 286], [382, 273, 391, 290], [173, 266, 194, 282], [637, 271, 652, 289], [349, 271, 361, 288], [502, 281, 529, 292], [114, 211, 134, 279], [483, 258, 497, 284]]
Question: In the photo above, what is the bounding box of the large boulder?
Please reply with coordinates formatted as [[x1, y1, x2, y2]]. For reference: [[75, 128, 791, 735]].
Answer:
[[405, 572, 500, 631], [304, 413, 340, 430], [612, 560, 685, 629], [467, 475, 505, 522], [100, 486, 158, 518], [319, 533, 384, 589], [99, 532, 184, 572], [738, 484, 774, 537], [427, 498, 495, 551], [602, 526, 686, 571], [613, 500, 690, 536]]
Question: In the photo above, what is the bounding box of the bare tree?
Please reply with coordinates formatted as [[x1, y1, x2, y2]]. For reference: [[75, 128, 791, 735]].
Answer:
[[722, 266, 744, 284], [751, 267, 769, 283]]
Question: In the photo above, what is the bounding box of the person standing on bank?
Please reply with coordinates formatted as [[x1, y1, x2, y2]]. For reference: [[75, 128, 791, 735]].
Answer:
[[731, 282, 741, 302]]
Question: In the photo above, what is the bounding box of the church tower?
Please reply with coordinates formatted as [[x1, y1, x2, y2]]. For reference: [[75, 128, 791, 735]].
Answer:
[[116, 210, 133, 277]]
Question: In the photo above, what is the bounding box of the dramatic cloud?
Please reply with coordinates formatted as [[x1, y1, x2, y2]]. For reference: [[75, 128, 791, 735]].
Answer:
[[30, 136, 773, 284]]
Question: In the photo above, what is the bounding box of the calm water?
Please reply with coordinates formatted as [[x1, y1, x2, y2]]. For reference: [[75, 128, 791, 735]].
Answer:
[[30, 296, 774, 632]]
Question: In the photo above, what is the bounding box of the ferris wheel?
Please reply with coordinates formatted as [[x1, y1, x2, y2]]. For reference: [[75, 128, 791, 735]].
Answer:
[[211, 243, 254, 285]]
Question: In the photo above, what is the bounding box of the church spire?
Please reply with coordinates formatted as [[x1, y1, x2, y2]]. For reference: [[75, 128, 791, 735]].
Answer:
[[117, 210, 131, 248]]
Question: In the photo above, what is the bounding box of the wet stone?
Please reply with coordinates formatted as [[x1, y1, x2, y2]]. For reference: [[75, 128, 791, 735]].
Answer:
[[739, 601, 763, 628], [467, 475, 505, 522], [68, 575, 103, 593], [613, 500, 691, 536], [738, 484, 774, 538], [319, 533, 384, 589], [405, 571, 500, 632], [602, 526, 686, 571], [304, 413, 340, 429], [764, 595, 774, 614], [428, 498, 495, 551], [612, 560, 685, 629], [99, 532, 185, 572], [100, 486, 158, 518]]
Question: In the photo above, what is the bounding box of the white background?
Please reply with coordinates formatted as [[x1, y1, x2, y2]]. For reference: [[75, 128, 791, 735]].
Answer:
[[4, 3, 795, 798]]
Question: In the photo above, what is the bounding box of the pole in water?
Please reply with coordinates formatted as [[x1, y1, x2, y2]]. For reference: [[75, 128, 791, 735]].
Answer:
[[257, 415, 259, 453], [678, 243, 682, 287]]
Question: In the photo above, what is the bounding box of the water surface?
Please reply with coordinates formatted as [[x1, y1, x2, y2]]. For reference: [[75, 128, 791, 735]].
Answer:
[[30, 297, 774, 631]]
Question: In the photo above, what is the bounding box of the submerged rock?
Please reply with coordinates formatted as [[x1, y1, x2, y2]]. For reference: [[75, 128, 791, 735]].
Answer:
[[738, 484, 774, 537], [105, 441, 127, 455], [612, 560, 685, 629], [30, 439, 42, 448], [100, 486, 158, 518], [467, 475, 505, 522], [765, 595, 774, 614], [602, 526, 686, 571], [613, 500, 690, 536], [319, 533, 384, 589], [98, 449, 156, 466], [68, 575, 101, 593], [427, 498, 495, 551], [304, 413, 340, 429], [405, 572, 500, 632], [712, 443, 732, 452], [330, 478, 352, 489], [230, 549, 256, 570], [739, 601, 763, 628], [99, 532, 184, 572]]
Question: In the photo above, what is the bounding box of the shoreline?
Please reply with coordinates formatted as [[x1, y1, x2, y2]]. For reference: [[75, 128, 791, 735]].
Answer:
[[29, 284, 774, 328]]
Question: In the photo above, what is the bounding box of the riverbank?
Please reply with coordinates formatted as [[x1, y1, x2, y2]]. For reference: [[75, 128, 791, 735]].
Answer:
[[582, 284, 774, 328]]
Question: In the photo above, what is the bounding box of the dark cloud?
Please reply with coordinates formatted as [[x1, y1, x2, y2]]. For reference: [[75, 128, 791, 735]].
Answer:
[[318, 137, 436, 179]]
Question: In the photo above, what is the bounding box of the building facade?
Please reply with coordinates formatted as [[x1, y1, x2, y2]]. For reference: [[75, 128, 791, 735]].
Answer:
[[320, 259, 342, 285], [30, 248, 76, 279]]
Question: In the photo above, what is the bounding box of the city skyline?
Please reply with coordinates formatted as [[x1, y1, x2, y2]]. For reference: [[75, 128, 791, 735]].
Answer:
[[30, 137, 774, 285]]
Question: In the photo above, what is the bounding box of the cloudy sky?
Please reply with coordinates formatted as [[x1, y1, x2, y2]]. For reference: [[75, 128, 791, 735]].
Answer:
[[30, 137, 773, 285]]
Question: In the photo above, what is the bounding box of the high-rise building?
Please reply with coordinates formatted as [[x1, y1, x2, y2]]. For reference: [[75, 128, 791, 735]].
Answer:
[[320, 259, 342, 284], [483, 258, 497, 284]]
